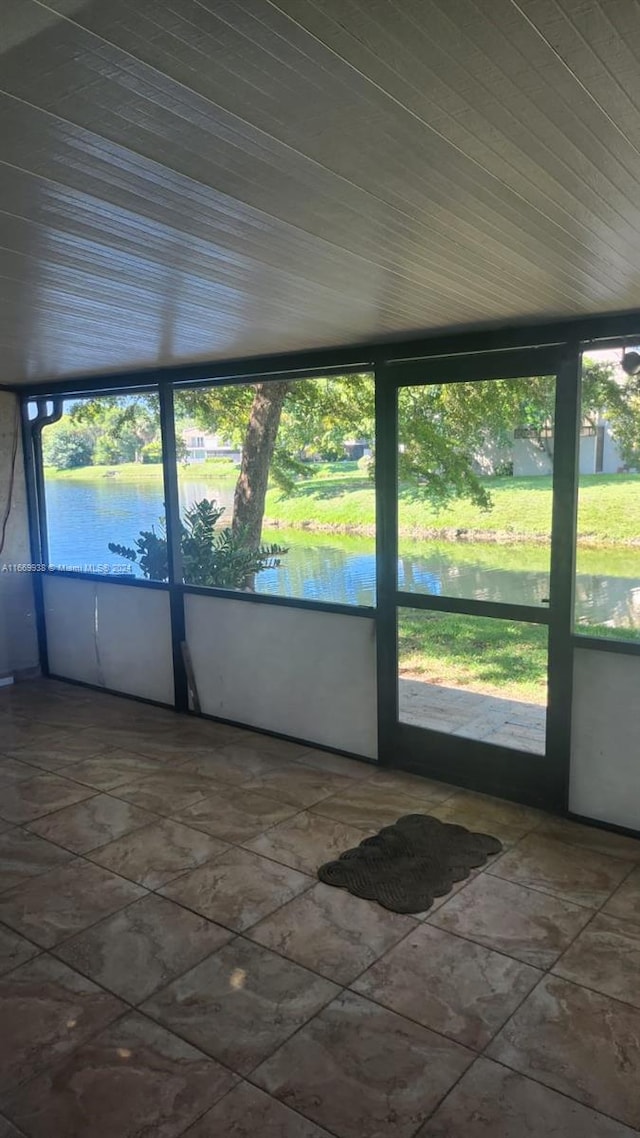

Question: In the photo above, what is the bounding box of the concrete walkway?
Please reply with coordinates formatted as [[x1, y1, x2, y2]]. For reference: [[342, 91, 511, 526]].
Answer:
[[399, 678, 546, 754]]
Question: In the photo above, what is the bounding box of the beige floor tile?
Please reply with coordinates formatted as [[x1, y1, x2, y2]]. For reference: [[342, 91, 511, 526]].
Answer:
[[178, 745, 291, 786], [535, 817, 640, 862], [73, 726, 167, 754], [243, 810, 371, 875], [310, 782, 436, 830], [430, 873, 592, 968], [233, 731, 308, 761], [352, 923, 540, 1049], [4, 735, 109, 771], [0, 773, 95, 824], [55, 893, 231, 1004], [88, 819, 227, 889], [240, 764, 355, 808], [365, 768, 457, 805], [63, 750, 165, 790], [416, 874, 478, 918], [0, 1114, 24, 1136], [172, 787, 298, 843], [488, 834, 630, 908], [604, 867, 640, 923], [429, 792, 542, 845], [3, 1011, 237, 1138], [253, 990, 472, 1138], [294, 749, 373, 780], [249, 882, 418, 984], [26, 793, 155, 854], [0, 858, 146, 947], [112, 769, 222, 814], [0, 953, 124, 1093], [0, 925, 39, 976], [0, 758, 42, 786], [0, 828, 73, 892], [160, 848, 312, 932], [0, 720, 68, 750], [141, 938, 338, 1074], [487, 974, 640, 1129], [418, 1055, 638, 1137], [553, 913, 640, 1008], [182, 1081, 332, 1137], [119, 727, 242, 764]]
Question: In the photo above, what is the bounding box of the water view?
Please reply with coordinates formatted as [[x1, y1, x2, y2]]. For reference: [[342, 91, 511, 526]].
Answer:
[[44, 478, 640, 631]]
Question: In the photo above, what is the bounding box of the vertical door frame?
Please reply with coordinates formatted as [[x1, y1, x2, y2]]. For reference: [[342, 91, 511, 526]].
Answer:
[[374, 345, 581, 810]]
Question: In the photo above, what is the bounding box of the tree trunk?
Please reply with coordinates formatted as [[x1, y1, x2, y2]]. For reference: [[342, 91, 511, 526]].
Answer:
[[232, 380, 290, 554]]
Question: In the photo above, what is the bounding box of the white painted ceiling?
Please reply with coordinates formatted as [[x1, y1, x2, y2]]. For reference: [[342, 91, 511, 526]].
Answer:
[[1, 0, 640, 385]]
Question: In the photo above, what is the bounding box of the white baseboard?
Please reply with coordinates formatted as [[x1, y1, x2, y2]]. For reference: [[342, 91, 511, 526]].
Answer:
[[0, 675, 15, 687]]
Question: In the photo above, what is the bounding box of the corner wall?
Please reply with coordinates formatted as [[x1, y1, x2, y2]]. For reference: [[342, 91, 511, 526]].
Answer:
[[0, 391, 39, 680]]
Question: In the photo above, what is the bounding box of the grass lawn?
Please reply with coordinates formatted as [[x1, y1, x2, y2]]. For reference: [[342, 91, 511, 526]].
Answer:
[[399, 611, 639, 704], [45, 458, 239, 486], [269, 470, 640, 544], [398, 611, 549, 704]]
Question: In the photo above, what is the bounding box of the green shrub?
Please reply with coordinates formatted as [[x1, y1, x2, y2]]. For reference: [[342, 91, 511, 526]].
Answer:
[[109, 498, 287, 588], [141, 441, 163, 464], [43, 427, 94, 470]]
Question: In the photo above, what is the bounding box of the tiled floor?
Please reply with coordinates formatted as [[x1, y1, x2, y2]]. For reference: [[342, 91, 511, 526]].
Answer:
[[399, 678, 546, 754], [1, 680, 640, 1137]]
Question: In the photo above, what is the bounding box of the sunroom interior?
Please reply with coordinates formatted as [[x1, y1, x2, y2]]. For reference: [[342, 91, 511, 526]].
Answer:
[[2, 2, 640, 1136]]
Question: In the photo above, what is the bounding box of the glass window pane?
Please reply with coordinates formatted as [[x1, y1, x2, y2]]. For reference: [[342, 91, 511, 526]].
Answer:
[[398, 609, 548, 754], [574, 348, 640, 641], [42, 393, 166, 582], [397, 376, 555, 607], [173, 373, 375, 604]]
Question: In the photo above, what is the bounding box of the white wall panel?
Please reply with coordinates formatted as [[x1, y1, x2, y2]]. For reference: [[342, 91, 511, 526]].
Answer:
[[185, 595, 377, 759], [570, 648, 640, 831], [44, 577, 174, 704]]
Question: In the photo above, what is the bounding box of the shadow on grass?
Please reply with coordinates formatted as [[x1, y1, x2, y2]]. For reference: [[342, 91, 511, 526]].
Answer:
[[284, 477, 371, 501], [398, 613, 548, 695]]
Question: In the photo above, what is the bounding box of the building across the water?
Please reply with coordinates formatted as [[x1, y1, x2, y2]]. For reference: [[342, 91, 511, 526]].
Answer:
[[181, 426, 242, 464]]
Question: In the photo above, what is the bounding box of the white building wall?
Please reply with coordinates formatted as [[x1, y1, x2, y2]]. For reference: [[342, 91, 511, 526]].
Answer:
[[601, 431, 624, 474]]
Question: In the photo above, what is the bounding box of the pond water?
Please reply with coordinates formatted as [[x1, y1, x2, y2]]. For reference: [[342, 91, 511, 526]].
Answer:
[[43, 477, 640, 632]]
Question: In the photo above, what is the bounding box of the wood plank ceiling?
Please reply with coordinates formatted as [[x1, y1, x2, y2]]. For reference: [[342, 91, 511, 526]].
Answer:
[[1, 0, 640, 385]]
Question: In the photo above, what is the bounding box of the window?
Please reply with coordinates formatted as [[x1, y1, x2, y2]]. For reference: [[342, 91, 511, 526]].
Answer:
[[41, 393, 167, 581], [574, 348, 640, 642], [173, 373, 375, 604]]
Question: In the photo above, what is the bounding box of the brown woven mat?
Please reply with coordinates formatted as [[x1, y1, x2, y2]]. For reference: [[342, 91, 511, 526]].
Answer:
[[317, 813, 502, 913]]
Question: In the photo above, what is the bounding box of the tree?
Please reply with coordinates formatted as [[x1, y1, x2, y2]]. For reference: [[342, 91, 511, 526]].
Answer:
[[179, 357, 640, 550], [68, 395, 161, 464], [108, 498, 287, 587], [42, 424, 94, 470], [581, 357, 640, 470], [176, 373, 375, 532]]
